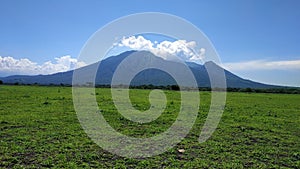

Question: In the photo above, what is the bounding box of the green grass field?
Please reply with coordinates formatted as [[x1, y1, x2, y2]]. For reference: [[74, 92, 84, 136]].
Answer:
[[0, 85, 299, 168]]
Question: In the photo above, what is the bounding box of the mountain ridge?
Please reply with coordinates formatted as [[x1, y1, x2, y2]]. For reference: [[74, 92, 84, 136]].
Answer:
[[0, 50, 286, 89]]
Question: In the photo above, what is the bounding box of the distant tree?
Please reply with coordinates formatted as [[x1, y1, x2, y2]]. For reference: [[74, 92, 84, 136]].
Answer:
[[170, 85, 180, 91], [245, 88, 252, 93], [0, 80, 3, 85]]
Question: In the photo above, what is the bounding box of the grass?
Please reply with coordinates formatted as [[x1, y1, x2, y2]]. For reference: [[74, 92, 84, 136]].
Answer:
[[0, 85, 299, 168]]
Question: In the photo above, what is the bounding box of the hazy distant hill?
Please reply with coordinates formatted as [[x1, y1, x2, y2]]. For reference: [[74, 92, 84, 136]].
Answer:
[[0, 50, 282, 89]]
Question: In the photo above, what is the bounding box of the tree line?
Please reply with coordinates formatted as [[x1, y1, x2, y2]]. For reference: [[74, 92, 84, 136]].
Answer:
[[1, 81, 299, 94], [65, 84, 300, 94]]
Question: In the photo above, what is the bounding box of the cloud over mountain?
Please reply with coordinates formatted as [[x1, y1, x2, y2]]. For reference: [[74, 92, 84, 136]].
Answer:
[[117, 36, 205, 63], [0, 55, 86, 76]]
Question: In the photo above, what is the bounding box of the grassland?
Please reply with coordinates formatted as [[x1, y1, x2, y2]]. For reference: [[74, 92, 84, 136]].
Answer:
[[0, 85, 299, 168]]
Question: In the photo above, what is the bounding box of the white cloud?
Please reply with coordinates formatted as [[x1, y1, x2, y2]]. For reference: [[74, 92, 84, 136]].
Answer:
[[117, 35, 205, 62], [119, 36, 153, 50], [223, 59, 300, 71], [0, 55, 86, 76]]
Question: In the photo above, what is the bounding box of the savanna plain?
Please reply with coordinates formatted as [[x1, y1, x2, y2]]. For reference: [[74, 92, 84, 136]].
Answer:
[[0, 85, 299, 168]]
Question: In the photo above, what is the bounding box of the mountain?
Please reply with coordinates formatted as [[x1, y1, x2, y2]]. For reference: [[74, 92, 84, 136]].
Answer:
[[0, 50, 282, 89]]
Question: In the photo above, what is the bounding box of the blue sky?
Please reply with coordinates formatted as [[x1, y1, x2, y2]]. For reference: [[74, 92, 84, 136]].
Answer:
[[0, 0, 300, 86]]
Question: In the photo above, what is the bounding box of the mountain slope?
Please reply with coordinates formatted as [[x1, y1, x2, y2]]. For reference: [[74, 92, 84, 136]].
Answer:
[[0, 50, 282, 88]]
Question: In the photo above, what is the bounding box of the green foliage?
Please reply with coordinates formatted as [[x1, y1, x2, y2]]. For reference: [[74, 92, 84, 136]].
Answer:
[[0, 85, 299, 168], [228, 87, 300, 94]]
